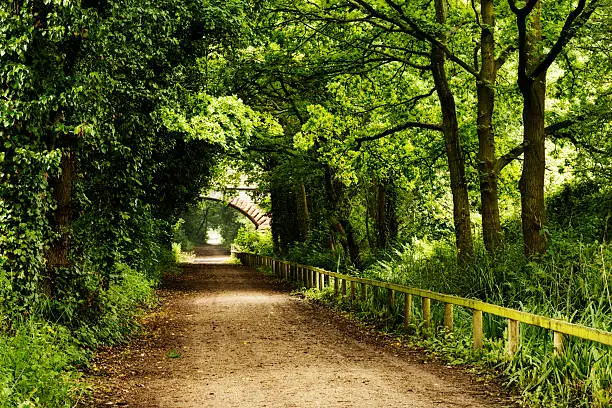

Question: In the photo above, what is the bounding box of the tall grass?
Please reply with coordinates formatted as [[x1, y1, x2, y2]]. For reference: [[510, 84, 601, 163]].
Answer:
[[356, 233, 612, 407]]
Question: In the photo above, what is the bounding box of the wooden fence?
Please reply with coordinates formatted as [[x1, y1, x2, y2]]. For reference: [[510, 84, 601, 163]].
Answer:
[[236, 253, 612, 356]]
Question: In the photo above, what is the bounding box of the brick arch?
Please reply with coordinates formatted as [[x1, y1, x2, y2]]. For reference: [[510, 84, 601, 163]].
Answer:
[[201, 195, 271, 229]]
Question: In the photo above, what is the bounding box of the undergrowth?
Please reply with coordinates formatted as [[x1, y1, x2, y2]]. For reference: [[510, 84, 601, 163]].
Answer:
[[0, 261, 161, 407]]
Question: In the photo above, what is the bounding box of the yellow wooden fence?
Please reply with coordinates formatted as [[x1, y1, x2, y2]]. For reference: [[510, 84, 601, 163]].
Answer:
[[237, 253, 612, 356]]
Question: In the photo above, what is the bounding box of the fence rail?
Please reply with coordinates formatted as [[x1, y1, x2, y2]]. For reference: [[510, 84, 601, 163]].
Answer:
[[236, 252, 612, 356]]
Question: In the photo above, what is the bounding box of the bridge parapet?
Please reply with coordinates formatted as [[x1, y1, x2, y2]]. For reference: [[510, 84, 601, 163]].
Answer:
[[202, 191, 270, 229]]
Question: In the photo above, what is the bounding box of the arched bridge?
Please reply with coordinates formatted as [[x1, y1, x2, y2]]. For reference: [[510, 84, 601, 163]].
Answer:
[[201, 190, 270, 229]]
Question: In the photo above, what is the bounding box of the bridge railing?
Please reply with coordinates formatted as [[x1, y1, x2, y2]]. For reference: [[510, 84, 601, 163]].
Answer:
[[236, 252, 612, 356]]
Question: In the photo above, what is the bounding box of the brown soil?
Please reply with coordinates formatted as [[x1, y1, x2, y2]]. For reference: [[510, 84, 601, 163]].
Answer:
[[85, 246, 516, 407]]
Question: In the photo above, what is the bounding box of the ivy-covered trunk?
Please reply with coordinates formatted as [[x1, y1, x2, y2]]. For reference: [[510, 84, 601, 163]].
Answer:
[[374, 181, 398, 250], [431, 0, 474, 263], [324, 166, 361, 267], [45, 150, 74, 295], [295, 183, 310, 241]]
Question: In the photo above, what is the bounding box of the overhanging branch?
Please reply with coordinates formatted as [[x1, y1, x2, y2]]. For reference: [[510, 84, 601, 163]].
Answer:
[[355, 121, 443, 145]]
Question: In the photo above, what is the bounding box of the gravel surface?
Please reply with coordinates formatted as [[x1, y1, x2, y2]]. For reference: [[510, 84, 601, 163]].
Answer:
[[86, 246, 515, 408]]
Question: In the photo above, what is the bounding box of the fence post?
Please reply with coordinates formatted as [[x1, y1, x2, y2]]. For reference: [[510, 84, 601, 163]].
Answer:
[[315, 270, 320, 289], [404, 293, 412, 326], [422, 297, 431, 329], [444, 304, 454, 332], [341, 279, 347, 296], [360, 283, 367, 302], [350, 281, 355, 301], [473, 309, 483, 349], [553, 331, 565, 356], [372, 286, 378, 308], [387, 289, 395, 310], [309, 269, 314, 288], [507, 319, 519, 356], [321, 273, 325, 288], [334, 277, 339, 295]]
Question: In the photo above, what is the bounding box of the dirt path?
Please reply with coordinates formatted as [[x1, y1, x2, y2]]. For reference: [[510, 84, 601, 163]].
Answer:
[[88, 246, 514, 407]]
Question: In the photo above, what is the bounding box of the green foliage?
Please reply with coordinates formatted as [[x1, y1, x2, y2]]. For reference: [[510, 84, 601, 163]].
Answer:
[[0, 320, 84, 408], [1, 0, 611, 405], [233, 226, 273, 256], [285, 229, 339, 272], [172, 199, 252, 250], [354, 230, 612, 406], [547, 181, 611, 243], [73, 263, 155, 348], [0, 148, 61, 309], [0, 263, 156, 407]]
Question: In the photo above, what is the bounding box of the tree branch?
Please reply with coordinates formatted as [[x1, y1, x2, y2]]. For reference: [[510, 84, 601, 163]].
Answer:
[[355, 121, 443, 145], [531, 0, 598, 78], [495, 45, 517, 70], [545, 118, 607, 155], [349, 0, 480, 77], [493, 141, 529, 173]]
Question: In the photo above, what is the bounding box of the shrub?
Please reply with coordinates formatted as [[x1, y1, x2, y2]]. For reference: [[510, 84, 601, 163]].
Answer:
[[0, 320, 85, 408], [74, 263, 155, 348], [233, 225, 273, 255]]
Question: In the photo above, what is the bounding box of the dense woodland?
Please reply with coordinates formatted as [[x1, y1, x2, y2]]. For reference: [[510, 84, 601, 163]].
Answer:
[[1, 0, 611, 406]]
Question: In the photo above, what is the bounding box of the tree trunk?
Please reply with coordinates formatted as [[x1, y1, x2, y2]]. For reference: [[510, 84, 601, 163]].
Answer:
[[296, 183, 310, 241], [324, 166, 361, 267], [477, 0, 503, 253], [432, 0, 474, 263], [519, 79, 547, 256], [45, 151, 75, 296], [375, 181, 398, 249], [339, 220, 361, 268], [518, 2, 548, 256]]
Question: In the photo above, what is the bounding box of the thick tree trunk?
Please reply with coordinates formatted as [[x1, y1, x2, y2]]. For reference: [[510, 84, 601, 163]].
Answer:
[[519, 79, 547, 256], [339, 220, 361, 268], [365, 184, 375, 250], [477, 0, 503, 253], [518, 2, 548, 256], [45, 151, 75, 296], [432, 0, 474, 263], [324, 166, 361, 267], [270, 183, 283, 253], [375, 182, 398, 249]]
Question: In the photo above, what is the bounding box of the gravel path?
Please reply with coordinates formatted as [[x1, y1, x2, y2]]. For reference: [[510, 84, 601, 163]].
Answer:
[[88, 247, 514, 407]]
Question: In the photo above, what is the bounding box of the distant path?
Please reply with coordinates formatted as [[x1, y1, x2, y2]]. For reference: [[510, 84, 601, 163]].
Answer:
[[89, 245, 513, 407]]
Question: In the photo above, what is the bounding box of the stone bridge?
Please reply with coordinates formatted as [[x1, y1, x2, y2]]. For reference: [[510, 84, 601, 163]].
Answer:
[[201, 190, 270, 229]]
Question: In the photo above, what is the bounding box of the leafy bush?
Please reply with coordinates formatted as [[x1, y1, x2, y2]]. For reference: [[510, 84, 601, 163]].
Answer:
[[233, 225, 273, 255], [73, 263, 155, 348], [0, 262, 157, 407], [547, 181, 611, 243], [0, 320, 85, 408]]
